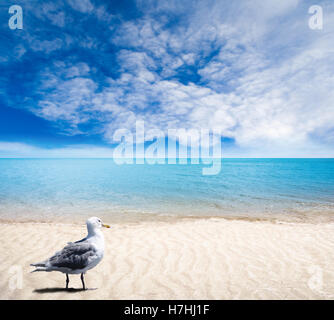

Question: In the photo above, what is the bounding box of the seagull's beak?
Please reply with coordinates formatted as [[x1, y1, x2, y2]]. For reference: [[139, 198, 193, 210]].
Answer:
[[102, 224, 111, 228]]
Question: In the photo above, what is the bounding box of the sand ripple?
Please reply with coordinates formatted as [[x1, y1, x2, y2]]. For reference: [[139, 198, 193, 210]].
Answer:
[[0, 219, 334, 299]]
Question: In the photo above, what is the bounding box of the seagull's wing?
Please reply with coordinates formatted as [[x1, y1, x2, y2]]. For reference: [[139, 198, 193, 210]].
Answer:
[[67, 237, 87, 245], [47, 242, 97, 270]]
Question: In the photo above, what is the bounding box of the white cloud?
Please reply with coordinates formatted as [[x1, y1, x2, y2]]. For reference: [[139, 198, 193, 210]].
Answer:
[[26, 0, 334, 157], [0, 142, 114, 158], [0, 140, 332, 158], [40, 3, 66, 27], [67, 0, 94, 13], [29, 38, 64, 54], [36, 77, 97, 129]]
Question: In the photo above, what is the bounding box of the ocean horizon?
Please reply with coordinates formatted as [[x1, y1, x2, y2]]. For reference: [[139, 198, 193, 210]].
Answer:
[[0, 158, 333, 223]]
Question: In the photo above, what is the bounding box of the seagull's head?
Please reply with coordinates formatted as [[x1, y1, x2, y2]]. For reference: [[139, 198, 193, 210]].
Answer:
[[86, 217, 110, 233]]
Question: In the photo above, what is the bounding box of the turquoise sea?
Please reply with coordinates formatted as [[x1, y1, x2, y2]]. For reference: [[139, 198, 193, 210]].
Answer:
[[0, 158, 333, 223]]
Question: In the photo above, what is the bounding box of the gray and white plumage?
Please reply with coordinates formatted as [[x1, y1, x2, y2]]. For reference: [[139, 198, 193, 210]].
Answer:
[[42, 242, 98, 272], [31, 217, 110, 289]]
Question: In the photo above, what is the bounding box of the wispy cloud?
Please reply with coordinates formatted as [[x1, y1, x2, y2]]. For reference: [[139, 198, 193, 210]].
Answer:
[[67, 0, 94, 13], [0, 142, 114, 158], [1, 0, 334, 157]]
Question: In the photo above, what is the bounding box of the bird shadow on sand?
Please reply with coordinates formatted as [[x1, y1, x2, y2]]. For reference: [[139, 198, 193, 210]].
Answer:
[[34, 287, 97, 294]]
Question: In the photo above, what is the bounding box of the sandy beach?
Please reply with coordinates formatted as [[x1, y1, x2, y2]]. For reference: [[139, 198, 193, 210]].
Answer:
[[1, 218, 334, 300]]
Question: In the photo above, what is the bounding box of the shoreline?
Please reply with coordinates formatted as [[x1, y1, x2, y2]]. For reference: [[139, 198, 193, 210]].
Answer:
[[1, 218, 334, 299], [1, 208, 334, 226]]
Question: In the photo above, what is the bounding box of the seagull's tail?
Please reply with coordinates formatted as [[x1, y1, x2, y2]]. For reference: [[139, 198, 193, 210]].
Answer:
[[30, 262, 47, 272], [30, 267, 47, 273], [30, 262, 46, 267]]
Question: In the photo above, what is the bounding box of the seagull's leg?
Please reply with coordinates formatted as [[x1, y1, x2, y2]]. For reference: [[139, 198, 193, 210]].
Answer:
[[66, 274, 69, 290], [81, 273, 86, 290]]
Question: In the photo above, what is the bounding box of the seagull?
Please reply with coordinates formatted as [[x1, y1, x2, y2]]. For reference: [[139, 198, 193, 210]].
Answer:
[[30, 217, 110, 290]]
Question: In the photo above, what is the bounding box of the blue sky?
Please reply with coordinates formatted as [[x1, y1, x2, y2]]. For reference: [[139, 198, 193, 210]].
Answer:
[[0, 0, 333, 157]]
